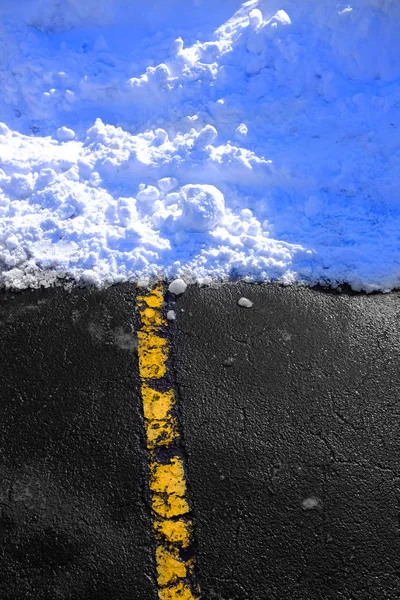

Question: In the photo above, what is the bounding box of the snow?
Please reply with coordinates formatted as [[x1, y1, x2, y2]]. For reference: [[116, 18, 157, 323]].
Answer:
[[238, 297, 253, 308], [301, 496, 321, 510], [180, 185, 225, 233], [56, 126, 76, 142], [0, 0, 400, 291], [168, 278, 187, 295]]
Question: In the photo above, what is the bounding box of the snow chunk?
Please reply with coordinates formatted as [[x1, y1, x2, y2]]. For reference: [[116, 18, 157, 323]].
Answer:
[[180, 184, 225, 233], [168, 279, 187, 295], [167, 310, 176, 320], [137, 186, 160, 204], [249, 9, 263, 30], [56, 127, 76, 142], [238, 297, 253, 308], [158, 177, 178, 193], [269, 10, 291, 28], [302, 497, 321, 510]]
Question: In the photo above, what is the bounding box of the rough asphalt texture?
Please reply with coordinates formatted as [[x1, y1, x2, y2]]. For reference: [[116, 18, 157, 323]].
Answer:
[[171, 283, 400, 600], [0, 285, 157, 600], [0, 282, 400, 599]]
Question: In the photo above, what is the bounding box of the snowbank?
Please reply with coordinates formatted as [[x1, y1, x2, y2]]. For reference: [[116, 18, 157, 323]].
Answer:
[[0, 0, 400, 290]]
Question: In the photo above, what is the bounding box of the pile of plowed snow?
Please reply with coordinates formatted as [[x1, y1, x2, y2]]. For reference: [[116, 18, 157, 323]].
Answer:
[[0, 0, 399, 290]]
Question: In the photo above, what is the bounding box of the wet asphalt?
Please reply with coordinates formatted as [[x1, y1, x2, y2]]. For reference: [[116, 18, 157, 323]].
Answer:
[[1, 282, 400, 599]]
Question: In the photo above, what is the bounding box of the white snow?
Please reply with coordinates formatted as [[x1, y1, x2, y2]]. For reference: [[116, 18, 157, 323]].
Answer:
[[0, 0, 400, 290], [238, 297, 253, 308], [249, 9, 263, 30], [56, 126, 76, 142], [180, 185, 225, 233], [168, 278, 187, 295], [301, 497, 321, 510]]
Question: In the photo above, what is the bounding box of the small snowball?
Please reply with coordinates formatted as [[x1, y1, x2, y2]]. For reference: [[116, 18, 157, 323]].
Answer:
[[180, 184, 225, 232], [157, 177, 178, 193], [249, 8, 263, 29], [302, 497, 321, 510], [137, 186, 160, 203], [238, 297, 253, 308], [57, 126, 76, 142], [168, 278, 187, 295], [167, 310, 176, 320]]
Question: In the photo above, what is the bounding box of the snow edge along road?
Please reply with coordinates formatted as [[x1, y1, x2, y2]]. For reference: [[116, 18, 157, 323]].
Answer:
[[137, 285, 200, 600]]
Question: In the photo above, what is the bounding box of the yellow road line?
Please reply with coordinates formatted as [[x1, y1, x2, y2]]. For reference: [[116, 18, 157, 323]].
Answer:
[[137, 286, 199, 600]]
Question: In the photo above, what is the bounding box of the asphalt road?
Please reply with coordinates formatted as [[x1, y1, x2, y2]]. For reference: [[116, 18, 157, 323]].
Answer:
[[0, 285, 156, 600], [1, 282, 400, 599]]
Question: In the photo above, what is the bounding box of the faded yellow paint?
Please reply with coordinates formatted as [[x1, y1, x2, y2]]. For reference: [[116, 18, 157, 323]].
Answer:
[[152, 492, 190, 519], [137, 332, 168, 379], [150, 457, 187, 496], [140, 306, 166, 329], [137, 285, 198, 599], [158, 582, 197, 600], [146, 418, 179, 448], [156, 546, 187, 586], [154, 519, 191, 548], [137, 331, 167, 346], [138, 289, 164, 309], [142, 385, 175, 420]]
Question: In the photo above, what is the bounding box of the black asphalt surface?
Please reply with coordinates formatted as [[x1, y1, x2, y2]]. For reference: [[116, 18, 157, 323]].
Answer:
[[1, 282, 400, 599], [0, 285, 157, 600], [172, 284, 400, 600]]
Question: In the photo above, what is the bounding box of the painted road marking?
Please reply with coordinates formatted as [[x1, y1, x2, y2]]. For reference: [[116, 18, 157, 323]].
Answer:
[[137, 286, 199, 600]]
